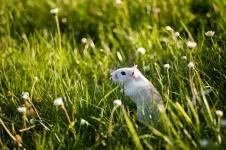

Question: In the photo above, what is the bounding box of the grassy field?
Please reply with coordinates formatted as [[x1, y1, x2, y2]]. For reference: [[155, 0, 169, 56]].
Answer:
[[0, 0, 226, 149]]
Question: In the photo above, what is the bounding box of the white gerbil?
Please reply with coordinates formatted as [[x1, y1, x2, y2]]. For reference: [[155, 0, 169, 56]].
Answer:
[[111, 65, 162, 124]]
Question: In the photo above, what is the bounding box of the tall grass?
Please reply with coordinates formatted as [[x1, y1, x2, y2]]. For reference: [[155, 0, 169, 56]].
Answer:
[[0, 0, 226, 149]]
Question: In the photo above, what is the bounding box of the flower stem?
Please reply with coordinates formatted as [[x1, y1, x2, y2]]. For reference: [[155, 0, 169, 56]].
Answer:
[[61, 105, 76, 134], [19, 125, 36, 132], [61, 105, 71, 124], [27, 99, 50, 131], [0, 119, 16, 141], [108, 105, 120, 137], [166, 69, 171, 98], [189, 69, 196, 106], [55, 15, 61, 50]]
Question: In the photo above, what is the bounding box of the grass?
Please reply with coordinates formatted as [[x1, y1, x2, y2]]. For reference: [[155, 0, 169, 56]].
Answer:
[[0, 0, 226, 149]]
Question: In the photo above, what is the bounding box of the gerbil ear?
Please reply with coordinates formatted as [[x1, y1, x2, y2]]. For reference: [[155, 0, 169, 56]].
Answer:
[[130, 65, 139, 78], [132, 65, 138, 69]]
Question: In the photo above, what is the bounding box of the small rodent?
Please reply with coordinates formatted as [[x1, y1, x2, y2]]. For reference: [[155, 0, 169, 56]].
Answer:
[[111, 65, 162, 124]]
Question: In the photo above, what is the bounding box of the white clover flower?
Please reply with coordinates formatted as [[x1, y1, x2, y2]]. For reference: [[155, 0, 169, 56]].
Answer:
[[80, 118, 89, 125], [200, 139, 209, 147], [113, 99, 122, 106], [34, 76, 38, 81], [115, 0, 121, 4], [216, 110, 223, 117], [22, 92, 29, 100], [53, 97, 63, 106], [166, 26, 173, 32], [18, 107, 26, 113], [187, 41, 197, 48], [81, 38, 87, 44], [116, 51, 123, 62], [182, 56, 187, 60], [205, 31, 215, 37], [220, 119, 226, 127], [30, 119, 35, 124], [164, 64, 170, 69], [174, 32, 180, 37], [187, 62, 194, 69], [50, 8, 59, 15], [137, 47, 146, 54]]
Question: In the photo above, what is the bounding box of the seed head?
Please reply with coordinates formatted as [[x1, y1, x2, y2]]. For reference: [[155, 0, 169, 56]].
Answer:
[[18, 107, 26, 113], [50, 8, 59, 15], [137, 47, 146, 54], [164, 64, 170, 69], [174, 32, 180, 37], [113, 99, 122, 106], [182, 56, 187, 60], [216, 110, 223, 118], [205, 31, 215, 37], [80, 118, 89, 125], [187, 62, 194, 69], [81, 38, 87, 43], [187, 41, 197, 48], [22, 92, 29, 100], [53, 97, 63, 106], [166, 26, 173, 32]]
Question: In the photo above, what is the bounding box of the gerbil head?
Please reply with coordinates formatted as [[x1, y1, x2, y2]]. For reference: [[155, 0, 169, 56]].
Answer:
[[111, 65, 141, 84]]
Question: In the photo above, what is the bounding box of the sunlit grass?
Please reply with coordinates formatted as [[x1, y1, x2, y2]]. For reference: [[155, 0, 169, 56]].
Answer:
[[0, 0, 226, 149]]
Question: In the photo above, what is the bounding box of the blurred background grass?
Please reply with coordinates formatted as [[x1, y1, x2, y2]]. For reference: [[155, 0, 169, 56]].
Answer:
[[0, 0, 226, 149]]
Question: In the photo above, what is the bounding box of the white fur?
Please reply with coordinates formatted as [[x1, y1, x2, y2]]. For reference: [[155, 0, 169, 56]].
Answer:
[[111, 65, 162, 124]]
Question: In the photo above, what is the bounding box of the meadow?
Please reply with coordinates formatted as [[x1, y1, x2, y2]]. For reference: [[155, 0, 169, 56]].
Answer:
[[0, 0, 226, 149]]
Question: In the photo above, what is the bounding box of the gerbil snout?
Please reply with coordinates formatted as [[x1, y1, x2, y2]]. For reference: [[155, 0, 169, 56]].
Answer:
[[114, 73, 118, 80], [113, 73, 118, 80], [111, 71, 118, 81]]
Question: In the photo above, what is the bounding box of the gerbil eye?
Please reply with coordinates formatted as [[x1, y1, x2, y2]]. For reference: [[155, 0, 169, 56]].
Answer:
[[121, 71, 126, 75]]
